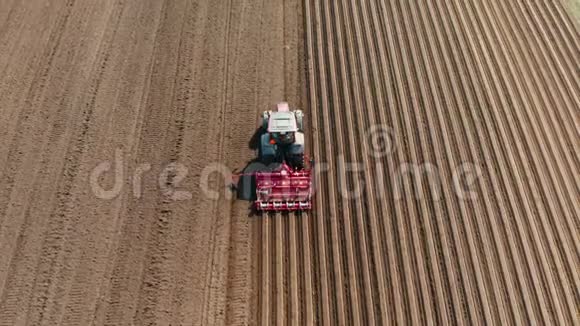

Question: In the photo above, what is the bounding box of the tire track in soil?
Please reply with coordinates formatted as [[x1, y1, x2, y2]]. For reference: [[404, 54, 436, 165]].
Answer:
[[0, 0, 74, 302], [45, 1, 159, 324], [118, 0, 202, 324], [94, 1, 237, 325], [24, 1, 128, 324], [0, 0, 67, 173], [0, 0, 296, 325], [0, 0, 76, 228], [197, 1, 236, 324], [254, 0, 312, 325], [56, 1, 164, 323], [221, 0, 282, 324], [88, 2, 175, 325], [0, 1, 121, 325]]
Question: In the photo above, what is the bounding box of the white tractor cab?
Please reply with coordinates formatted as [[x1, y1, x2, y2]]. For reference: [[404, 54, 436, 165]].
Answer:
[[260, 102, 305, 169]]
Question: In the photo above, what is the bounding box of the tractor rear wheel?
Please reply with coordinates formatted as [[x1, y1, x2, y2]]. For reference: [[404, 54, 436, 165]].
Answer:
[[288, 154, 305, 170]]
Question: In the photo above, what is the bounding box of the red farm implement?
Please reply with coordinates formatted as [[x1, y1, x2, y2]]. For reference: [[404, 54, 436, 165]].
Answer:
[[254, 163, 312, 211]]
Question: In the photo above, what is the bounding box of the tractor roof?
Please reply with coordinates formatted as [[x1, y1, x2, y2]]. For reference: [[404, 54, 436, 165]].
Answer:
[[268, 111, 298, 132]]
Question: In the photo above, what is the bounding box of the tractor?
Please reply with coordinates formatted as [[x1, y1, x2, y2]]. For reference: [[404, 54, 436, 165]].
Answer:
[[259, 102, 306, 169], [254, 102, 312, 211]]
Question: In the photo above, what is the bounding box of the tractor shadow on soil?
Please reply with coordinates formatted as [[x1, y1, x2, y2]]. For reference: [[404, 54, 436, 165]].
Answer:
[[233, 127, 312, 218], [233, 159, 283, 201], [248, 126, 265, 151], [231, 127, 283, 216], [233, 159, 284, 218]]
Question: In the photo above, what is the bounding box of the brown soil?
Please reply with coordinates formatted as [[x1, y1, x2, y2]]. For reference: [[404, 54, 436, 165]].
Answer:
[[0, 0, 304, 325], [0, 0, 578, 325], [265, 1, 579, 325]]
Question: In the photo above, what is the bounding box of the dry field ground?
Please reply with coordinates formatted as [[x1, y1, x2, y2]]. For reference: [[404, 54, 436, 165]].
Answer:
[[0, 0, 578, 325]]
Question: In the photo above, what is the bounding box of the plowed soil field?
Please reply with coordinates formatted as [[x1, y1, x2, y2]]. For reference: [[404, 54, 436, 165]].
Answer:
[[0, 0, 578, 325]]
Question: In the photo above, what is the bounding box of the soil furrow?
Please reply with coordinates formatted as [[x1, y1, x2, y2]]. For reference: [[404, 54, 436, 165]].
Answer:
[[424, 1, 523, 323], [301, 0, 578, 324], [456, 0, 563, 323], [409, 2, 507, 323], [528, 1, 579, 87], [312, 1, 348, 324], [1, 1, 578, 325], [304, 1, 334, 324], [478, 2, 579, 321], [334, 0, 382, 323]]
